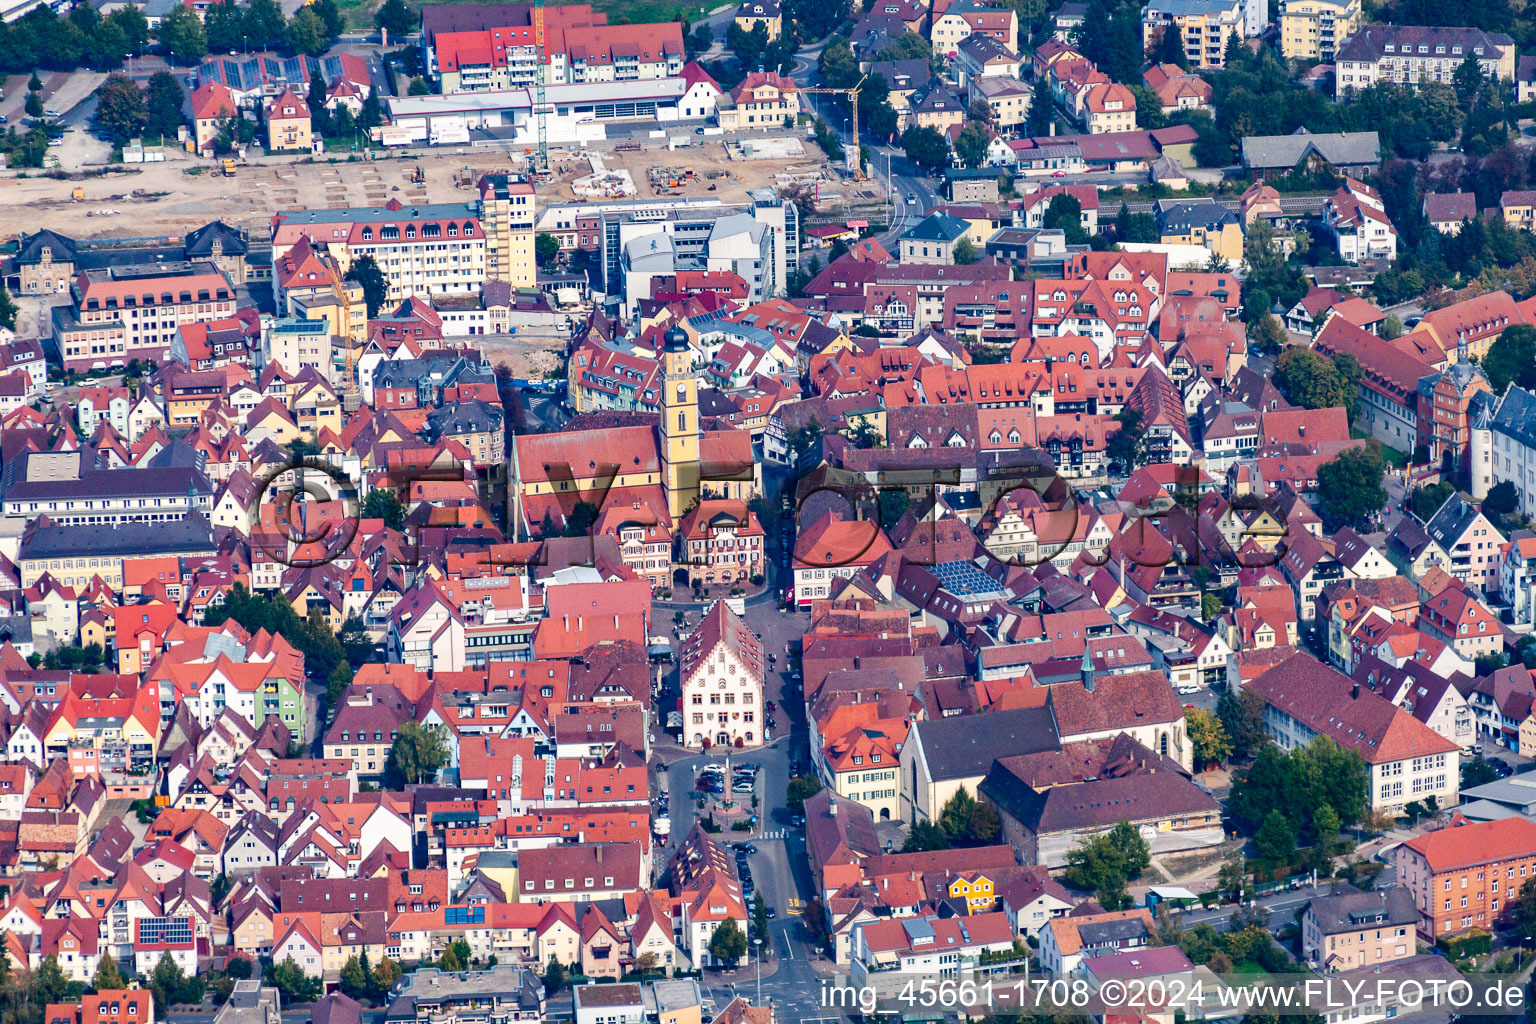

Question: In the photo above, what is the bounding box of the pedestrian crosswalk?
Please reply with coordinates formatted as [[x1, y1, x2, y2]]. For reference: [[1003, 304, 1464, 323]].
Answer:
[[758, 829, 787, 839]]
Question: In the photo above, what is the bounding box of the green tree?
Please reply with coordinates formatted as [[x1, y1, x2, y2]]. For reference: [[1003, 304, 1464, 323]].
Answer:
[[709, 917, 748, 965], [785, 773, 822, 813], [1462, 755, 1500, 789], [1217, 687, 1267, 761], [312, 0, 343, 38], [900, 125, 948, 171], [158, 4, 207, 64], [246, 0, 286, 45], [1105, 408, 1146, 472], [375, 0, 415, 37], [1042, 193, 1088, 244], [93, 72, 144, 145], [1254, 809, 1294, 862], [110, 5, 150, 52], [437, 945, 463, 971], [286, 7, 328, 56], [536, 232, 561, 268], [1485, 480, 1519, 519], [143, 70, 185, 140], [346, 254, 389, 319], [1317, 443, 1388, 530], [1483, 323, 1536, 394], [952, 237, 980, 265], [1152, 23, 1188, 68], [1512, 870, 1536, 941], [306, 69, 331, 137], [338, 956, 368, 1000], [362, 488, 406, 529], [1410, 481, 1455, 522], [1311, 803, 1340, 863], [873, 31, 930, 61], [1201, 592, 1223, 621], [954, 120, 990, 168], [542, 957, 569, 993], [902, 820, 951, 851], [94, 950, 126, 991], [1273, 347, 1353, 413], [25, 91, 44, 118], [1028, 74, 1054, 137], [326, 661, 353, 713], [817, 36, 858, 88], [727, 20, 769, 70], [1063, 821, 1150, 909], [1185, 708, 1231, 766], [1130, 84, 1166, 130], [35, 954, 67, 1005], [384, 721, 449, 787], [877, 488, 909, 529], [937, 786, 1000, 847], [0, 286, 19, 332]]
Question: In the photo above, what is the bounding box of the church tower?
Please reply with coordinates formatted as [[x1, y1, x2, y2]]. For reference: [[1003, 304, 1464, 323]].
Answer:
[[661, 324, 700, 520]]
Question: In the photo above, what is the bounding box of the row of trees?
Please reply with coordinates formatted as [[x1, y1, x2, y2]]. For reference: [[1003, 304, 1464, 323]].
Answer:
[[1229, 736, 1369, 856], [0, 0, 344, 74], [160, 0, 345, 63], [94, 71, 186, 146]]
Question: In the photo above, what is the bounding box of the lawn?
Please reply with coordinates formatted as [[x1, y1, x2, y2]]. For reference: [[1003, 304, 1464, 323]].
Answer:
[[1349, 424, 1410, 468]]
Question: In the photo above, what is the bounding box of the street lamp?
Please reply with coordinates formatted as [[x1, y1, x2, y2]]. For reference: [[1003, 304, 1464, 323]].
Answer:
[[753, 937, 762, 1004]]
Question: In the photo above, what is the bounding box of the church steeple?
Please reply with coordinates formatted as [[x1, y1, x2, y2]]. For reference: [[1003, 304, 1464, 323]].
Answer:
[[1081, 643, 1095, 693], [660, 323, 700, 520]]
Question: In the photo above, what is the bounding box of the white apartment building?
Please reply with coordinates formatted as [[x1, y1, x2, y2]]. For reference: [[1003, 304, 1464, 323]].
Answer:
[[1335, 23, 1516, 99]]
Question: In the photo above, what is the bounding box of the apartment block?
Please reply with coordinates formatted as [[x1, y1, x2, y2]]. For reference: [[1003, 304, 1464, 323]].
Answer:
[[1142, 0, 1244, 69], [60, 261, 237, 372], [1335, 24, 1515, 99], [1278, 0, 1361, 60], [1394, 816, 1536, 939]]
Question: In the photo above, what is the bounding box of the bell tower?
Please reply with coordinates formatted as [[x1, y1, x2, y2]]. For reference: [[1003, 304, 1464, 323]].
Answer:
[[660, 324, 700, 519]]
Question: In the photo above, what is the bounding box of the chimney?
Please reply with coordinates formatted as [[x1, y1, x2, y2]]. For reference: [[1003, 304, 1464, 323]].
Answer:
[[1351, 682, 1360, 699], [828, 798, 838, 817], [596, 845, 604, 864]]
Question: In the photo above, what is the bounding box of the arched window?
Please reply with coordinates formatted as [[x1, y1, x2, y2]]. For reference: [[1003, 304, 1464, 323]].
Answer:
[[678, 412, 686, 430], [1160, 733, 1169, 757]]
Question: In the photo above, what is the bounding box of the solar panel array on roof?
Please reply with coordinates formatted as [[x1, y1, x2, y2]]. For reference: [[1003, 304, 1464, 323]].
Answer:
[[932, 559, 1004, 597]]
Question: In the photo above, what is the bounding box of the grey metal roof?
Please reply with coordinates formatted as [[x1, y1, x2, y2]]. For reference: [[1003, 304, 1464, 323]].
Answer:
[[1078, 917, 1153, 946], [19, 515, 217, 562], [427, 399, 504, 436], [1492, 384, 1536, 451], [902, 212, 970, 244], [1305, 887, 1416, 936], [1240, 129, 1380, 171], [913, 705, 1060, 781], [1157, 199, 1238, 232]]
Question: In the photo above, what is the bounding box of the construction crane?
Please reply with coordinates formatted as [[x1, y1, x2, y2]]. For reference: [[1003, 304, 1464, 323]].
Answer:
[[800, 74, 867, 180], [533, 0, 549, 175]]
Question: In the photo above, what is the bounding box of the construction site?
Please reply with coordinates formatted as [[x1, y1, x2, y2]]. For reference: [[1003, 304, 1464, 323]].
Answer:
[[0, 130, 862, 242]]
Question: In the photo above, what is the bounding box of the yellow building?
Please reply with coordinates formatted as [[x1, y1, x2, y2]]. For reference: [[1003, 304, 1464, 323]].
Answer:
[[265, 87, 313, 153], [1502, 190, 1536, 230], [1279, 0, 1361, 61], [718, 71, 800, 131], [733, 0, 782, 41], [1142, 0, 1243, 69], [660, 324, 700, 520], [479, 173, 538, 287], [948, 872, 1000, 913], [1159, 199, 1245, 262]]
